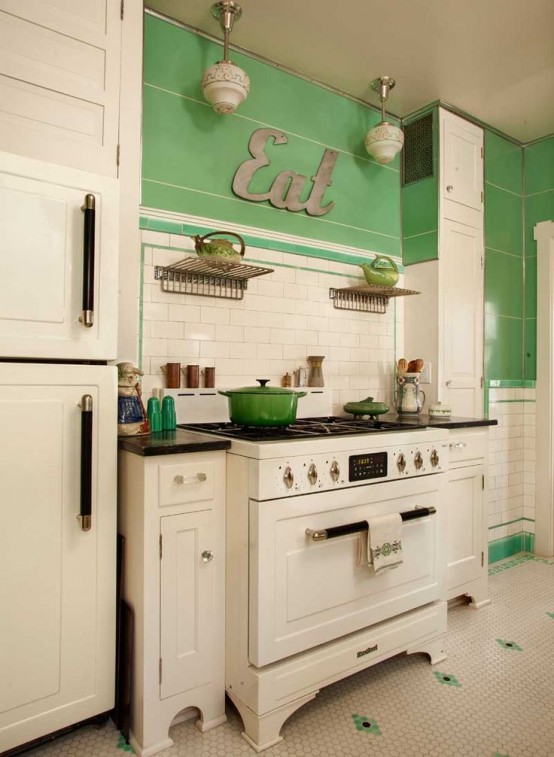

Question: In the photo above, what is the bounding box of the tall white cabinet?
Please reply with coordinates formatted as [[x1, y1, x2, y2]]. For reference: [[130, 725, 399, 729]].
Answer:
[[405, 108, 484, 418], [0, 1, 142, 752]]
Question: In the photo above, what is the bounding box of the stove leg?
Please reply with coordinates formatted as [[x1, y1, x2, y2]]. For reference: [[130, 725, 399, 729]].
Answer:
[[406, 633, 447, 665], [227, 690, 317, 752]]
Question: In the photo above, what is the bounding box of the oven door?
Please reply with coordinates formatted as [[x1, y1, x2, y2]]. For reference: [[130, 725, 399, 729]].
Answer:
[[249, 473, 446, 667]]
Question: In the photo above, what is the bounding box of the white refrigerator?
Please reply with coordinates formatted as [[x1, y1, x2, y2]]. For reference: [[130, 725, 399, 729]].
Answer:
[[0, 151, 119, 752]]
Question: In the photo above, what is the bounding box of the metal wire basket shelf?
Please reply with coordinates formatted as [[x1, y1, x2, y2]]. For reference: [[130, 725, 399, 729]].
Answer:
[[154, 256, 274, 300], [329, 285, 419, 313]]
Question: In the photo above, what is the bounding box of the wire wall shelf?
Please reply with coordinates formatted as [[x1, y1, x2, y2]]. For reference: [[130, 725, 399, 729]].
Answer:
[[329, 285, 420, 313], [154, 257, 274, 300]]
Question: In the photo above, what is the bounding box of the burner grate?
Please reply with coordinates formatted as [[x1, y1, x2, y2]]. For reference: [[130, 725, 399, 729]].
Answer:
[[178, 416, 422, 441]]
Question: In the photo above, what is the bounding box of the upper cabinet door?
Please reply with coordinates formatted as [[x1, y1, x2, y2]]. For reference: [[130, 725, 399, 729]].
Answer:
[[0, 0, 121, 177], [441, 109, 484, 218], [0, 152, 118, 360]]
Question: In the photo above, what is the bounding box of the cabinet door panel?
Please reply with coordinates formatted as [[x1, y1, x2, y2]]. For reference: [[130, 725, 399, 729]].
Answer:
[[441, 111, 483, 212], [446, 464, 484, 592], [0, 1, 121, 176], [160, 510, 218, 700], [0, 364, 116, 750], [0, 154, 118, 360], [441, 219, 484, 416]]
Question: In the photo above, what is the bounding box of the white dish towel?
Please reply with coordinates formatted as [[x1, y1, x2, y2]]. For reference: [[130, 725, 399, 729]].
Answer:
[[358, 513, 403, 574]]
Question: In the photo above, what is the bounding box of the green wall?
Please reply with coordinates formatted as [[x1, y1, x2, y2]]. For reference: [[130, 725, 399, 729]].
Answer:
[[484, 131, 524, 382], [524, 135, 554, 381], [402, 107, 439, 265], [142, 13, 401, 257]]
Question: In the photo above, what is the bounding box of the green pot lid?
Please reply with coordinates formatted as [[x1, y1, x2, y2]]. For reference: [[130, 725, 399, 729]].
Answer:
[[223, 379, 298, 395]]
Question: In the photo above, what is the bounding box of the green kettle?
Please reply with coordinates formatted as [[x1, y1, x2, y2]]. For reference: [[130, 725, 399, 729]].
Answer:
[[360, 255, 399, 287]]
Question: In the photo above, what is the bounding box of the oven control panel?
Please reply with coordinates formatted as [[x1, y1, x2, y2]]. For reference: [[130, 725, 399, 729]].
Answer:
[[248, 436, 450, 500], [349, 452, 388, 481]]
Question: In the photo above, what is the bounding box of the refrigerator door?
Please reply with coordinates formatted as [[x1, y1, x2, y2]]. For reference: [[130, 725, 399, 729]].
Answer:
[[0, 151, 118, 360], [0, 363, 117, 752]]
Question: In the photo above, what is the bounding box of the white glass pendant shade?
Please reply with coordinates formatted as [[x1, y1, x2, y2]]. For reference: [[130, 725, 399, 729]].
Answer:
[[365, 121, 404, 164], [201, 61, 250, 114]]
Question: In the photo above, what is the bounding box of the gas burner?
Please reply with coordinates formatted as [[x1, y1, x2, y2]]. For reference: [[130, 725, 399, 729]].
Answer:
[[178, 416, 422, 441]]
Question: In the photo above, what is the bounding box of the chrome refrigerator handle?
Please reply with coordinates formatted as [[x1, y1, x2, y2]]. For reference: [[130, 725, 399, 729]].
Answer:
[[79, 194, 95, 327], [78, 394, 93, 531]]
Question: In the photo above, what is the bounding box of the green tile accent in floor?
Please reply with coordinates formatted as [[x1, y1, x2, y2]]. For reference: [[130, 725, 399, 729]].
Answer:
[[496, 639, 523, 652], [351, 714, 382, 735], [432, 671, 462, 687]]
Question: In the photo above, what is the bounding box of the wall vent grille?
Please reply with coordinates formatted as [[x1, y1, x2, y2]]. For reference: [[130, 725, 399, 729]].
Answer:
[[402, 113, 434, 185]]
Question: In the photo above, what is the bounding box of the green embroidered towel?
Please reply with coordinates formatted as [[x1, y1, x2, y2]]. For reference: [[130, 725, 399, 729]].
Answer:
[[358, 513, 403, 574]]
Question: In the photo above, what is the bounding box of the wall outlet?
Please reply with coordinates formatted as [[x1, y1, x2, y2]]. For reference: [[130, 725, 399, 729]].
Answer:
[[420, 362, 431, 384]]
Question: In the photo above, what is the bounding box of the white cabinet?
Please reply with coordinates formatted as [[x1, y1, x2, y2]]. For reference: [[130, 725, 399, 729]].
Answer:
[[0, 363, 117, 754], [405, 108, 484, 418], [0, 0, 122, 177], [118, 449, 227, 757], [445, 429, 490, 607], [0, 152, 119, 360]]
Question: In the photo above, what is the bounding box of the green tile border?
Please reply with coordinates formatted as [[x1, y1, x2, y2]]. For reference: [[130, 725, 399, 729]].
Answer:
[[487, 380, 536, 388], [488, 533, 536, 566], [140, 214, 406, 270]]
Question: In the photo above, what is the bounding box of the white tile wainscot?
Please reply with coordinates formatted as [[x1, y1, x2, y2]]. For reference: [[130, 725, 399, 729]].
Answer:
[[487, 387, 535, 554], [140, 229, 403, 415]]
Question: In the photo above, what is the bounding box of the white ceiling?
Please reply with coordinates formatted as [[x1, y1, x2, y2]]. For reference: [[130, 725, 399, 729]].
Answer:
[[146, 0, 554, 143]]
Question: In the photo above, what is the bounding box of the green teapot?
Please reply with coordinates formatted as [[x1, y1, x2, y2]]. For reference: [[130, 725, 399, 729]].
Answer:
[[360, 255, 399, 287], [193, 231, 245, 260]]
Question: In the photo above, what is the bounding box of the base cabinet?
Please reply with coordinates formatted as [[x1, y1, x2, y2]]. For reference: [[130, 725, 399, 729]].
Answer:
[[445, 429, 490, 607], [118, 449, 226, 757]]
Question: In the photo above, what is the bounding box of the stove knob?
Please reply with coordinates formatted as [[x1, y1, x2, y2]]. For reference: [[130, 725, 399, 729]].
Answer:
[[414, 451, 423, 470], [330, 460, 340, 482], [308, 463, 318, 486], [283, 466, 294, 489], [397, 453, 406, 473], [430, 449, 440, 467]]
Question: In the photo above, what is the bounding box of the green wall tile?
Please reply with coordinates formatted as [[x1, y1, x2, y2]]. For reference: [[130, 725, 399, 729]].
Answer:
[[485, 131, 522, 194], [524, 317, 536, 381], [484, 249, 523, 318], [525, 255, 537, 318], [142, 14, 401, 255], [403, 230, 438, 265], [402, 177, 438, 239], [524, 138, 554, 195], [485, 314, 523, 381], [484, 184, 523, 256]]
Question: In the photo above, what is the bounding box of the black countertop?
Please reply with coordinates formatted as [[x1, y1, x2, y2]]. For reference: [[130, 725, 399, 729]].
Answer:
[[118, 428, 231, 457], [379, 413, 497, 430]]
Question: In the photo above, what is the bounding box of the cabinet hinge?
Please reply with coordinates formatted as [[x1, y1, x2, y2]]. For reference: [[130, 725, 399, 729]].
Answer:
[[481, 146, 484, 159], [482, 474, 485, 489], [116, 144, 121, 167], [481, 190, 484, 203], [481, 376, 484, 388], [159, 533, 163, 560], [481, 551, 484, 567], [159, 658, 162, 684], [120, 0, 124, 20]]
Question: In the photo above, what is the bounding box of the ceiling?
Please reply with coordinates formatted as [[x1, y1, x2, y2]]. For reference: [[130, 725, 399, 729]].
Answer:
[[146, 0, 554, 143]]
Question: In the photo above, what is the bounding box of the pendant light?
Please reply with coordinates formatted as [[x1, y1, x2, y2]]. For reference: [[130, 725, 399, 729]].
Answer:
[[201, 1, 250, 115], [364, 76, 404, 165]]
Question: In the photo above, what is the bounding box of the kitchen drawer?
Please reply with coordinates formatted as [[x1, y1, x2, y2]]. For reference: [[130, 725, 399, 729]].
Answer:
[[448, 429, 488, 465], [159, 461, 215, 508]]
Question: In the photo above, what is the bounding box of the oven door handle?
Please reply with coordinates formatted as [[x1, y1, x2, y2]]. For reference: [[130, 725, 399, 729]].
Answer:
[[305, 506, 437, 541]]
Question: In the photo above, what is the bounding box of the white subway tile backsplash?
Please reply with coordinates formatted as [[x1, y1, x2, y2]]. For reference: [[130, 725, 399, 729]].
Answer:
[[150, 321, 185, 339]]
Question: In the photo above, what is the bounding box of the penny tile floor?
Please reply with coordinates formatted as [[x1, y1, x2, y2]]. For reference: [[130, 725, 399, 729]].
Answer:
[[19, 553, 554, 757]]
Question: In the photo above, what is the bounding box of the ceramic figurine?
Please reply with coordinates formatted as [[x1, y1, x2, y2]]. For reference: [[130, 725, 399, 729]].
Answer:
[[117, 362, 150, 435]]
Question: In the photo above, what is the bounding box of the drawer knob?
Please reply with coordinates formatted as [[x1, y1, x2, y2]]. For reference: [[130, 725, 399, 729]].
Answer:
[[174, 472, 208, 485], [201, 550, 214, 562], [449, 441, 467, 450]]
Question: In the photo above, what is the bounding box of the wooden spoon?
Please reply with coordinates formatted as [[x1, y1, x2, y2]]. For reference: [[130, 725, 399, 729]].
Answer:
[[397, 358, 408, 373]]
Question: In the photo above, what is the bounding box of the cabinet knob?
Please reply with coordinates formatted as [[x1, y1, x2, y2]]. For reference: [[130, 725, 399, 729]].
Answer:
[[445, 380, 452, 387], [201, 550, 214, 562], [446, 184, 454, 192], [174, 472, 208, 485]]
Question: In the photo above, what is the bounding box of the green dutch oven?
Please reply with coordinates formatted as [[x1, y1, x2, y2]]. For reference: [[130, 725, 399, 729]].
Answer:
[[219, 380, 307, 426]]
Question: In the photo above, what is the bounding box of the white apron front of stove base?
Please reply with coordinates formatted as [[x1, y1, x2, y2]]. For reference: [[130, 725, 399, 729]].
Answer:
[[225, 462, 448, 752]]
